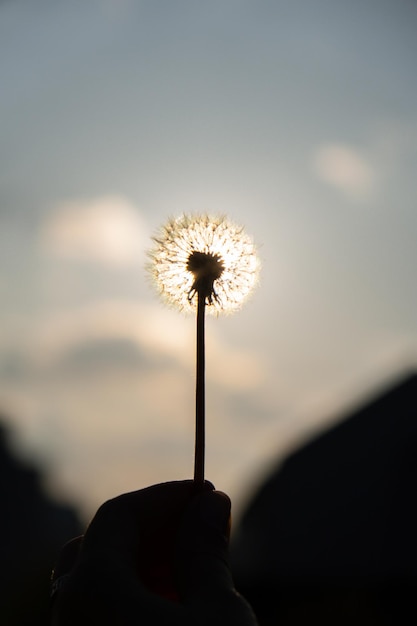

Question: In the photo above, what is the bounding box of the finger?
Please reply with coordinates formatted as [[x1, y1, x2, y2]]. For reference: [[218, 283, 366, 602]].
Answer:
[[176, 490, 258, 623], [176, 489, 233, 599]]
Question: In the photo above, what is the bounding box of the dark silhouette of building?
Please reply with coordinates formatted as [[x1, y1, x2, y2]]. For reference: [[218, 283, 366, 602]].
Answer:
[[231, 372, 417, 625], [0, 418, 82, 626]]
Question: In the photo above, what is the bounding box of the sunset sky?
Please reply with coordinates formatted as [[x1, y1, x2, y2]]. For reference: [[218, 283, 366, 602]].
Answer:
[[1, 0, 416, 521]]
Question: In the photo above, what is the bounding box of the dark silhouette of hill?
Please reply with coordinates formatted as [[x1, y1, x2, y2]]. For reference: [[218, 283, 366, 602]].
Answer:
[[231, 372, 417, 625], [0, 418, 82, 626]]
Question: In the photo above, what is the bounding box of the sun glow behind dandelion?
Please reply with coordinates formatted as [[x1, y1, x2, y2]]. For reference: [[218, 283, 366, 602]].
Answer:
[[148, 214, 260, 314]]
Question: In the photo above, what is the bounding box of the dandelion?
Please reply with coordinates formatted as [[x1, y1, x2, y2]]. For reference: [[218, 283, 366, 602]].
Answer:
[[148, 213, 260, 483]]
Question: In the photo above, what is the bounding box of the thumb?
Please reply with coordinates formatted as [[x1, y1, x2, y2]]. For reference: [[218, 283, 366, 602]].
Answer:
[[176, 490, 258, 624], [176, 489, 233, 601]]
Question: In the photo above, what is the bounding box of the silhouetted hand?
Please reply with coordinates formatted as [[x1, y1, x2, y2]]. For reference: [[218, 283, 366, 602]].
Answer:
[[51, 480, 258, 625]]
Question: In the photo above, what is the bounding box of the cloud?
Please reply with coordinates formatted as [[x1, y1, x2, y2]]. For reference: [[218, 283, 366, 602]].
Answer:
[[39, 196, 148, 267], [24, 300, 265, 392], [53, 337, 168, 375], [312, 143, 375, 201]]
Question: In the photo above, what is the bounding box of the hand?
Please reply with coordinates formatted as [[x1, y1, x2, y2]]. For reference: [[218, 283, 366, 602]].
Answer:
[[50, 480, 258, 625]]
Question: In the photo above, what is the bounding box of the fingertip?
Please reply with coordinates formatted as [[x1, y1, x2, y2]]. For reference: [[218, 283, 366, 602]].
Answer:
[[191, 479, 216, 495], [199, 490, 231, 539]]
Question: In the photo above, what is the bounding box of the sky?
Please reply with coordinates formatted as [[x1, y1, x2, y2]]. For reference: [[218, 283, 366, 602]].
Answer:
[[1, 0, 416, 522]]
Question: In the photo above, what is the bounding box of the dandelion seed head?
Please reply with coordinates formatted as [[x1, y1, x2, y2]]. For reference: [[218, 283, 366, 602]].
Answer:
[[147, 213, 260, 314]]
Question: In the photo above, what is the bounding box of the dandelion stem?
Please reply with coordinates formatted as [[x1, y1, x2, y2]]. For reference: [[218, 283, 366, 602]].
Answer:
[[194, 291, 205, 484]]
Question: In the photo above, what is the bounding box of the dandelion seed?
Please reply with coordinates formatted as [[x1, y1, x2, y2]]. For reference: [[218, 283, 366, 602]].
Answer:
[[147, 213, 260, 484], [148, 214, 259, 314]]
